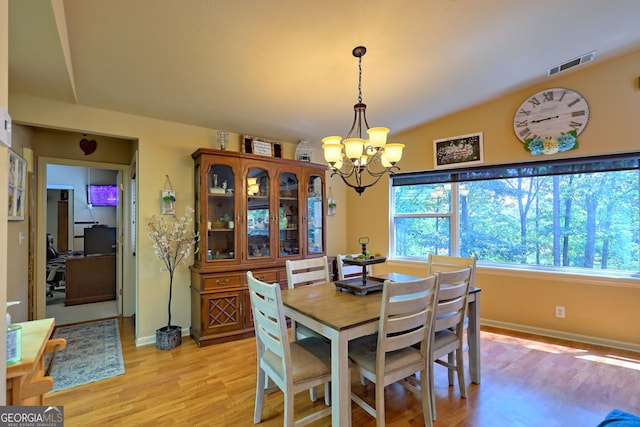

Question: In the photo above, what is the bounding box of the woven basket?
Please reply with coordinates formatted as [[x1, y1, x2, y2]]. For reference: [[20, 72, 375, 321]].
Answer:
[[156, 325, 182, 350]]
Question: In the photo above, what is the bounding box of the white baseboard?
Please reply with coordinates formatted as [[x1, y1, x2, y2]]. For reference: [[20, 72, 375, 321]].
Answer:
[[481, 319, 640, 353]]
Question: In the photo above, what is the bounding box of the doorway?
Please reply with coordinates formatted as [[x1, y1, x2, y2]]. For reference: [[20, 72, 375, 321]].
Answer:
[[36, 157, 133, 325]]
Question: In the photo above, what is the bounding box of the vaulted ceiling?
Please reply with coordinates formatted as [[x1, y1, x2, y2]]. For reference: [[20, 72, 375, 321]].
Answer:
[[9, 0, 640, 146]]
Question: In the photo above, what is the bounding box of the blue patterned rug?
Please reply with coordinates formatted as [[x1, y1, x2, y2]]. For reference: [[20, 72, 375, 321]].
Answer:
[[47, 318, 125, 392]]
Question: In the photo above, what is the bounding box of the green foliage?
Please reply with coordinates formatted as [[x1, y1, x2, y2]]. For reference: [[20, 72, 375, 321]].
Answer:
[[393, 171, 640, 272]]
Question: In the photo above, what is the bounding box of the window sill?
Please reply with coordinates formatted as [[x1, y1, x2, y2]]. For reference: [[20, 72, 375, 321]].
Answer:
[[387, 258, 640, 289]]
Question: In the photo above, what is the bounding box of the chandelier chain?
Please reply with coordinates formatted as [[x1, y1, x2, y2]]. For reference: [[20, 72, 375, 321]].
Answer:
[[357, 55, 363, 104]]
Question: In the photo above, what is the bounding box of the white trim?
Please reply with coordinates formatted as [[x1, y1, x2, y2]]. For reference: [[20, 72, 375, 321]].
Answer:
[[478, 264, 640, 289], [384, 259, 640, 289], [46, 184, 74, 190], [482, 319, 640, 353]]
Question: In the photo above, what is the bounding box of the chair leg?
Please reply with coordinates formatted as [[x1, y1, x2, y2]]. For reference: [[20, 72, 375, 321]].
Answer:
[[324, 382, 331, 406], [421, 368, 434, 427], [456, 349, 467, 398], [429, 356, 437, 421], [309, 387, 318, 402], [254, 367, 265, 424], [284, 385, 295, 427], [375, 381, 385, 427]]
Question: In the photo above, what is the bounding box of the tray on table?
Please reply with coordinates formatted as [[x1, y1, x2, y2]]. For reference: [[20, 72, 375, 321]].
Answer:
[[334, 277, 386, 296], [335, 256, 387, 296], [341, 256, 387, 267]]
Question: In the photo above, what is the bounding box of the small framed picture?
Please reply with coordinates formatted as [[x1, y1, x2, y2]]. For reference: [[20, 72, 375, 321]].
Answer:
[[241, 134, 283, 158], [433, 132, 484, 169], [8, 150, 26, 220]]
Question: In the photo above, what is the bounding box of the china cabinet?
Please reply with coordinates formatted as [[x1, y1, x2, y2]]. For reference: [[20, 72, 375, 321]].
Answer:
[[190, 148, 327, 346]]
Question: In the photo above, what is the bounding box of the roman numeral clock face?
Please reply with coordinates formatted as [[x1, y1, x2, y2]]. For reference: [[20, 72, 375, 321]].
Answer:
[[513, 87, 590, 143]]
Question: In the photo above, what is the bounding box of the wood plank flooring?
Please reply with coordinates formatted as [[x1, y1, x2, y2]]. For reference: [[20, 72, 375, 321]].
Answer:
[[44, 317, 640, 426]]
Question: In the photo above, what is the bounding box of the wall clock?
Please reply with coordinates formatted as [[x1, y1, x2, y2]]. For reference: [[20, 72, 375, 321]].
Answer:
[[513, 88, 589, 154]]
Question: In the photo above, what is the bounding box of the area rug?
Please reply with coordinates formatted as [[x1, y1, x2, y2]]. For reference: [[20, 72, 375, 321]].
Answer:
[[47, 318, 125, 392]]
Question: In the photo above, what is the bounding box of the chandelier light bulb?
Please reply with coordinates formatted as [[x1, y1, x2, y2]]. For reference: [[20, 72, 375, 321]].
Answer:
[[380, 153, 392, 168], [367, 127, 389, 148], [383, 143, 405, 164], [322, 142, 343, 164], [343, 138, 365, 160]]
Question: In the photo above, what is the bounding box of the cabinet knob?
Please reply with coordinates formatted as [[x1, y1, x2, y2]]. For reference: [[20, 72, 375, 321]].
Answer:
[[215, 278, 230, 285]]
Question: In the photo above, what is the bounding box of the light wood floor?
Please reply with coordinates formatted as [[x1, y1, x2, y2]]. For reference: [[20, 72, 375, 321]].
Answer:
[[44, 317, 640, 426]]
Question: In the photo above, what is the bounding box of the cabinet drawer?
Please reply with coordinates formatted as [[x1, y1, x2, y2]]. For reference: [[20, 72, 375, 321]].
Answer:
[[202, 273, 245, 289], [250, 270, 278, 284]]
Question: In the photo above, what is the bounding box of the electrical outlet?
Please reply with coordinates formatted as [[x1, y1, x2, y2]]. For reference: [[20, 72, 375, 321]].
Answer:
[[555, 306, 566, 318]]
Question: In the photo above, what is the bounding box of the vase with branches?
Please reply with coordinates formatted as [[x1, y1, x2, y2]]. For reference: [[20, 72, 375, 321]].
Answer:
[[147, 207, 198, 349]]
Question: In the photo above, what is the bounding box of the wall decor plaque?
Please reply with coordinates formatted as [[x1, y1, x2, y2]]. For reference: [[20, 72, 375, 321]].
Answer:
[[241, 134, 283, 158]]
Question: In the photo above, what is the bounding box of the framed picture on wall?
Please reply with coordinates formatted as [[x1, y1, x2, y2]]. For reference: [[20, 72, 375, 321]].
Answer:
[[433, 132, 484, 169], [8, 150, 27, 220]]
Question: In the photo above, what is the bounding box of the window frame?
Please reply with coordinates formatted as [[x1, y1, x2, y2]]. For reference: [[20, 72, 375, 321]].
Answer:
[[390, 152, 640, 277]]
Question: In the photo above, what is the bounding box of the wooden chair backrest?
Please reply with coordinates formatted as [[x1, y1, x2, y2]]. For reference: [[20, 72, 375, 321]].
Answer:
[[285, 256, 330, 288], [433, 267, 472, 334], [247, 271, 291, 383], [428, 254, 476, 288], [377, 276, 439, 368]]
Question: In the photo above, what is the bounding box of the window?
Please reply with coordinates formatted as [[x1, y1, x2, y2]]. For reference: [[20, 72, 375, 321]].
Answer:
[[391, 153, 640, 273]]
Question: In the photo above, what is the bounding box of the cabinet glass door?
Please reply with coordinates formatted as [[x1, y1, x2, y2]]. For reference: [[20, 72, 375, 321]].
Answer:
[[247, 168, 271, 259], [206, 164, 236, 262], [306, 174, 324, 254], [278, 171, 300, 257]]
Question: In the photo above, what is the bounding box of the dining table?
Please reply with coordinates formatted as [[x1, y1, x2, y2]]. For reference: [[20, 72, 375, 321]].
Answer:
[[281, 273, 481, 427]]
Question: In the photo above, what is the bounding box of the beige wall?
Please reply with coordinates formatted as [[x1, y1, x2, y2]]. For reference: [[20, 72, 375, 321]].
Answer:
[[349, 49, 640, 349], [8, 94, 338, 345], [5, 126, 32, 324]]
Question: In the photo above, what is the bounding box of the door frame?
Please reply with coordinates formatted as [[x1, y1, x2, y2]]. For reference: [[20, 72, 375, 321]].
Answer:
[[36, 156, 132, 320]]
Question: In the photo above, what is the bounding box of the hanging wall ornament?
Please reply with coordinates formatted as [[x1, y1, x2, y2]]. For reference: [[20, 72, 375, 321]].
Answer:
[[80, 136, 97, 155], [161, 175, 176, 215], [327, 187, 337, 216]]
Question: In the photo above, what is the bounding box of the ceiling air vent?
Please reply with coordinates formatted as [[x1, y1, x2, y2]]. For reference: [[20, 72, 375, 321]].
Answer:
[[547, 51, 597, 76]]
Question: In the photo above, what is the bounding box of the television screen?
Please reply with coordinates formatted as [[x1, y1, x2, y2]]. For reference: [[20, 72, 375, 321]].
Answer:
[[88, 185, 119, 206]]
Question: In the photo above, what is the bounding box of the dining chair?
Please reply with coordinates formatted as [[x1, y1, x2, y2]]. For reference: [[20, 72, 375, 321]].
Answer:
[[427, 254, 476, 288], [285, 257, 331, 341], [285, 256, 332, 404], [427, 254, 476, 362], [247, 271, 332, 427], [348, 276, 439, 427], [336, 254, 372, 281], [429, 267, 473, 421]]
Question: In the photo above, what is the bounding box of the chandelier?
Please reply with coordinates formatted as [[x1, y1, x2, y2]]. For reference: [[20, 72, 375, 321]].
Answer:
[[322, 46, 404, 195]]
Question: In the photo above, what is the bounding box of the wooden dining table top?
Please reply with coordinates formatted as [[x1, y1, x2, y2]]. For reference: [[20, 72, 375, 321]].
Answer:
[[281, 278, 481, 332], [281, 282, 382, 331]]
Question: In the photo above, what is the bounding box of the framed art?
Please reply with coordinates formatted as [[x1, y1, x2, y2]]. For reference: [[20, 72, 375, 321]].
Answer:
[[433, 132, 484, 169], [241, 134, 283, 158], [8, 150, 26, 220]]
